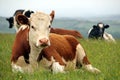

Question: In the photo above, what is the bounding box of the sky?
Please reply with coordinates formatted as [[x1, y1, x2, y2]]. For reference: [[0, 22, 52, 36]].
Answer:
[[0, 0, 120, 18]]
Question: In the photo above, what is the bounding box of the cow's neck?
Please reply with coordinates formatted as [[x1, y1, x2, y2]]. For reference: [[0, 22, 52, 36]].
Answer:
[[29, 44, 43, 62], [28, 43, 43, 70]]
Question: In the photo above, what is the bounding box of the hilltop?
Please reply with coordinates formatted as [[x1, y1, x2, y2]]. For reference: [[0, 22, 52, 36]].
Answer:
[[0, 16, 120, 38]]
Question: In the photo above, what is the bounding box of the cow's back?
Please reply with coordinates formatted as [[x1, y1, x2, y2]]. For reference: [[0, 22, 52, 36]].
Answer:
[[50, 28, 83, 38]]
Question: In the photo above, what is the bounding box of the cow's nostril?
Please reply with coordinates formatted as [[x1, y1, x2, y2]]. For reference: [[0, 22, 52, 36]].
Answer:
[[39, 38, 48, 46]]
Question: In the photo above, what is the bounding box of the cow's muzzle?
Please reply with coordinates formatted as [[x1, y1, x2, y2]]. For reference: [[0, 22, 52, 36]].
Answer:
[[39, 38, 49, 47]]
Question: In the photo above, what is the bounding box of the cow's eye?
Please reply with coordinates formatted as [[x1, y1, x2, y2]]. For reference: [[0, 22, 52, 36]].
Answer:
[[31, 26, 36, 30], [49, 25, 51, 28]]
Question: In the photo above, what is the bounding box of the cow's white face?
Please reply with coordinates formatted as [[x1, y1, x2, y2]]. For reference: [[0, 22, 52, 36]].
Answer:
[[16, 11, 55, 48], [29, 12, 51, 48], [15, 11, 54, 48], [98, 23, 104, 28]]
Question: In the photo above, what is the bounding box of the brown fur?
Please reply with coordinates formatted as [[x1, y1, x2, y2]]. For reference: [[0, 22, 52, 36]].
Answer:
[[11, 27, 97, 73], [82, 56, 90, 65], [11, 29, 79, 65], [11, 11, 55, 64], [37, 33, 79, 65], [11, 11, 101, 73], [11, 27, 87, 65], [11, 26, 30, 63], [50, 28, 83, 38], [50, 11, 55, 23]]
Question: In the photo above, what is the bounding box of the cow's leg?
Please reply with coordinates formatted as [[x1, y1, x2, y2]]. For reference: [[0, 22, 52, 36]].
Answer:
[[76, 44, 101, 73], [40, 48, 66, 74], [11, 56, 32, 73], [11, 62, 24, 73], [11, 56, 25, 73], [51, 57, 65, 74]]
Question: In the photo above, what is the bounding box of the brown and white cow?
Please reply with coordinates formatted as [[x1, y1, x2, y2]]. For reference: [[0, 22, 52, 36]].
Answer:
[[11, 13, 100, 73], [11, 11, 54, 72], [38, 33, 100, 73]]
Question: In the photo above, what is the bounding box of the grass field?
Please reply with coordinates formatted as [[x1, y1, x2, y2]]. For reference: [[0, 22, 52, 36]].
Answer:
[[0, 33, 120, 80]]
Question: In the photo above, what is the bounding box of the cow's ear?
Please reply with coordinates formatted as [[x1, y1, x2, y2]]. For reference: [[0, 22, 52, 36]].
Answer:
[[6, 17, 12, 21], [93, 25, 97, 28], [104, 25, 109, 28], [16, 14, 30, 25], [6, 18, 9, 21], [50, 10, 55, 23]]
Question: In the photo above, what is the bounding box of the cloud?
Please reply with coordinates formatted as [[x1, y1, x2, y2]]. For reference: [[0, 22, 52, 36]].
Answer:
[[0, 0, 120, 17]]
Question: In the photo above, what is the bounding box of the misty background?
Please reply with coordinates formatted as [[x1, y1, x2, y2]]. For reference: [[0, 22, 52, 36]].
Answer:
[[0, 0, 120, 38]]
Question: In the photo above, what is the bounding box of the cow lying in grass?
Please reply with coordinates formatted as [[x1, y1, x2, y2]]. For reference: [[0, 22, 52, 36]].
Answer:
[[11, 13, 100, 74], [88, 22, 116, 42]]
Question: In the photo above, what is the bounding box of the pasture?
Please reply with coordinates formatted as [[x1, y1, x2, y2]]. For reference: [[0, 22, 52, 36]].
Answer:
[[0, 33, 120, 80]]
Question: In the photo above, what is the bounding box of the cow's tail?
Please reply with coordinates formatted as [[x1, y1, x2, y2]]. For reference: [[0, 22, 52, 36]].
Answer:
[[76, 44, 101, 73]]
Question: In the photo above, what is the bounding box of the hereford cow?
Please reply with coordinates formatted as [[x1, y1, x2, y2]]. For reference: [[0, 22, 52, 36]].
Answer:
[[88, 22, 115, 42], [6, 9, 34, 32], [50, 28, 83, 38], [11, 11, 54, 72], [11, 14, 100, 73]]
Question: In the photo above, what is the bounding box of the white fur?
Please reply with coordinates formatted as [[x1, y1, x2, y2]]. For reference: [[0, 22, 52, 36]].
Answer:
[[11, 56, 34, 73], [22, 10, 27, 15], [29, 12, 52, 60], [17, 25, 29, 32], [52, 62, 65, 74], [76, 44, 86, 64], [11, 62, 24, 73], [39, 56, 65, 73], [29, 12, 51, 48], [50, 56, 64, 73], [88, 28, 92, 35], [76, 44, 101, 73], [103, 32, 116, 43], [98, 23, 104, 28], [28, 12, 52, 72], [84, 64, 101, 73], [13, 16, 20, 32]]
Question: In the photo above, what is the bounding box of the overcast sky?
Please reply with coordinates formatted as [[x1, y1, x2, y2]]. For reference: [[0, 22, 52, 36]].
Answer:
[[0, 0, 120, 18]]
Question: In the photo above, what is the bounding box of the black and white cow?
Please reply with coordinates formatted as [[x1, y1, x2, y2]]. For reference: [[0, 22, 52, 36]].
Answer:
[[6, 9, 34, 32], [88, 22, 116, 42]]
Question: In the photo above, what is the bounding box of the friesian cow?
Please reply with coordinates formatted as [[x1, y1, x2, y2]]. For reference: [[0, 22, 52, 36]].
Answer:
[[11, 14, 100, 73], [6, 9, 34, 32], [11, 11, 54, 72], [88, 22, 115, 42]]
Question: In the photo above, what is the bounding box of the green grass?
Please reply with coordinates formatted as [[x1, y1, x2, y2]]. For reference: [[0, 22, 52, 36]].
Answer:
[[0, 33, 120, 80]]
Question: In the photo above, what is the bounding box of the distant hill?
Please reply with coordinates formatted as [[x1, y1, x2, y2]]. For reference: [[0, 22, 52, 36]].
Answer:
[[0, 16, 120, 38], [52, 17, 120, 38], [0, 17, 15, 33]]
